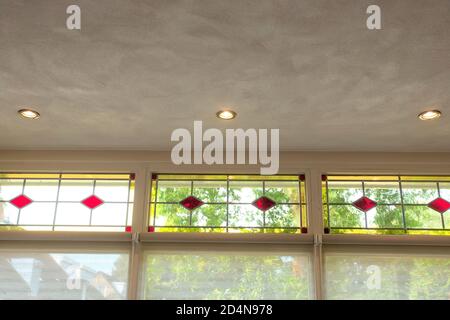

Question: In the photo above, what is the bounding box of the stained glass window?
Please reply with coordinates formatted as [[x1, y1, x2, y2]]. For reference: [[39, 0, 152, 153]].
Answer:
[[322, 175, 450, 235], [149, 174, 307, 233], [0, 173, 135, 232]]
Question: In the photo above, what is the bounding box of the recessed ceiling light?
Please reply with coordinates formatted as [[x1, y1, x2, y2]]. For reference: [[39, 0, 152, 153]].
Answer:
[[418, 110, 441, 121], [216, 110, 237, 120], [18, 108, 40, 120]]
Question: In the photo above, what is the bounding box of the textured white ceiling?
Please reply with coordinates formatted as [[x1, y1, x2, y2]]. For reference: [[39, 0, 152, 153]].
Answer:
[[0, 0, 449, 151]]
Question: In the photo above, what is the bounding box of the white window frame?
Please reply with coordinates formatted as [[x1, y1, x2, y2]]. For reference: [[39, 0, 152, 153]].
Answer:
[[0, 151, 449, 300]]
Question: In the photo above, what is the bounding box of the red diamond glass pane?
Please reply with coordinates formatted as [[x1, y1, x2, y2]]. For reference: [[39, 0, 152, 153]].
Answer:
[[179, 196, 204, 210], [9, 195, 33, 209], [81, 195, 104, 209], [352, 196, 377, 212], [252, 196, 276, 211], [428, 198, 450, 214]]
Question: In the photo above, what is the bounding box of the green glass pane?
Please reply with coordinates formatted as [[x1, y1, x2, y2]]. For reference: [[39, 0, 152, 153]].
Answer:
[[327, 181, 363, 203], [367, 205, 404, 228], [401, 176, 450, 182], [300, 181, 307, 203], [401, 182, 439, 204], [266, 205, 300, 228], [149, 203, 156, 225], [302, 204, 307, 228], [329, 205, 365, 228], [405, 206, 443, 229], [154, 203, 190, 226], [364, 182, 401, 204], [327, 175, 398, 181], [228, 204, 263, 227], [229, 181, 263, 203], [156, 180, 191, 203], [153, 227, 222, 233], [150, 180, 157, 202], [192, 181, 227, 203], [264, 181, 299, 204], [0, 179, 24, 201], [228, 175, 298, 181], [323, 204, 329, 228], [191, 204, 227, 227], [157, 175, 228, 180]]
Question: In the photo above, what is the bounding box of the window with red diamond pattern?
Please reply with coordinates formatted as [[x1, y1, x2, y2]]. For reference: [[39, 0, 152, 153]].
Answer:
[[149, 174, 307, 233], [0, 173, 135, 232], [322, 175, 450, 235]]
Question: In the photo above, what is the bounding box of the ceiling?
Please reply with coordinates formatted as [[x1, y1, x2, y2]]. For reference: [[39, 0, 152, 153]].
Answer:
[[0, 0, 449, 151]]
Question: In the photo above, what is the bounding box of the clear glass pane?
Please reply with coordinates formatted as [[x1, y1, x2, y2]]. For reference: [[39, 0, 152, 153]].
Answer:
[[156, 180, 191, 203], [23, 180, 59, 201], [366, 205, 404, 229], [405, 206, 443, 229], [154, 203, 190, 226], [141, 247, 313, 299], [58, 180, 94, 202], [401, 182, 439, 204], [0, 179, 24, 201], [266, 205, 300, 228], [191, 204, 227, 227], [365, 182, 401, 204], [55, 203, 91, 226], [0, 202, 19, 225], [328, 205, 365, 228], [324, 247, 450, 300], [229, 181, 263, 203], [327, 181, 363, 203], [91, 203, 128, 226], [127, 204, 133, 226], [19, 203, 56, 225], [439, 182, 450, 200], [264, 181, 299, 203], [228, 204, 263, 228], [192, 181, 227, 203], [444, 213, 450, 229], [0, 249, 129, 299], [94, 180, 130, 202]]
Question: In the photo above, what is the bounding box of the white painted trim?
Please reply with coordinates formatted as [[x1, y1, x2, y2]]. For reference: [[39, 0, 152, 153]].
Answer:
[[322, 234, 450, 246], [140, 232, 314, 244], [0, 231, 132, 242]]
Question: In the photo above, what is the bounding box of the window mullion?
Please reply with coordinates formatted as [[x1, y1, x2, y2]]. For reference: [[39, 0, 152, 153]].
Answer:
[[307, 169, 324, 235]]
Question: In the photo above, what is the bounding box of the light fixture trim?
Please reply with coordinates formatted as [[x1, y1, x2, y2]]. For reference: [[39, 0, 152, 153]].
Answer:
[[418, 109, 441, 121], [216, 109, 237, 120], [18, 108, 40, 120]]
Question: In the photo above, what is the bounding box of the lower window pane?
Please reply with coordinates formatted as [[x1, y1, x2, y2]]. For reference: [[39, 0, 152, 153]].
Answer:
[[141, 244, 314, 300], [0, 246, 129, 300], [324, 246, 450, 300]]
